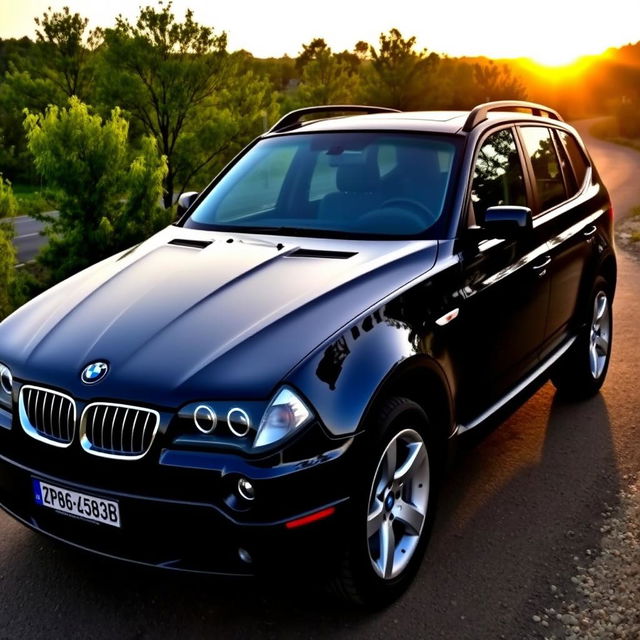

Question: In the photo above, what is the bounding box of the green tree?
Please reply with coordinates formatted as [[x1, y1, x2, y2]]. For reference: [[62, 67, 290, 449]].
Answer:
[[359, 28, 437, 110], [97, 3, 230, 207], [296, 37, 330, 71], [0, 8, 94, 182], [2, 6, 93, 107], [34, 6, 94, 99], [473, 61, 527, 103], [169, 56, 279, 193], [0, 176, 17, 319], [296, 49, 358, 106], [24, 97, 169, 283]]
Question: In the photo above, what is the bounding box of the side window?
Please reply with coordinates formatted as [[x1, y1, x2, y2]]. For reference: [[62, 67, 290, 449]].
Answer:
[[471, 128, 527, 220], [520, 127, 566, 212], [558, 131, 589, 189]]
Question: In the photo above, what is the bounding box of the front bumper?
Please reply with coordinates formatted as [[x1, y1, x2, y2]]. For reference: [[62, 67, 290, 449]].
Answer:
[[0, 418, 356, 576]]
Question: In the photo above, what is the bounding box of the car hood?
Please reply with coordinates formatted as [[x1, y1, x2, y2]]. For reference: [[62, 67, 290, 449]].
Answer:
[[0, 227, 438, 406]]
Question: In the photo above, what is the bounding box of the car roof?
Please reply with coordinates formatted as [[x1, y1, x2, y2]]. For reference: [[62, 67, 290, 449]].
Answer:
[[265, 106, 569, 137]]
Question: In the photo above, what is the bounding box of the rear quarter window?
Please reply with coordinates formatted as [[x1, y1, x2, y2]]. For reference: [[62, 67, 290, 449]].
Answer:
[[558, 130, 590, 189]]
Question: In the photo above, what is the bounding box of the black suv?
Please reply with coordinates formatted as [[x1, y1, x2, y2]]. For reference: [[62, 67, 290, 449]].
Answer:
[[0, 101, 615, 606]]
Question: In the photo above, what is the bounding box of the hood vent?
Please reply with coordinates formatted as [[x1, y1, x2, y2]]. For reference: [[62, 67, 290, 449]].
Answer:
[[168, 238, 213, 250], [288, 248, 357, 260]]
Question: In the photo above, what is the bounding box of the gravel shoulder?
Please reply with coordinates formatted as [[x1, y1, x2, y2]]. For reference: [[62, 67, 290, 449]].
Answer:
[[532, 478, 640, 639], [616, 213, 640, 263]]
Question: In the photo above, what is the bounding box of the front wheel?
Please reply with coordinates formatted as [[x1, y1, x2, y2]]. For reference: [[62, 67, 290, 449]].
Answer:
[[331, 397, 437, 607], [551, 276, 613, 399]]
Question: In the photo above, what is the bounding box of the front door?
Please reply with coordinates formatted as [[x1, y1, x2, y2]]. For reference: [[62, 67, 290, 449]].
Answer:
[[455, 127, 551, 423]]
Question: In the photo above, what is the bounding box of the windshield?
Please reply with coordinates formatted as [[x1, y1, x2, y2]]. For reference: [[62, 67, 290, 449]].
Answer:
[[184, 132, 459, 238]]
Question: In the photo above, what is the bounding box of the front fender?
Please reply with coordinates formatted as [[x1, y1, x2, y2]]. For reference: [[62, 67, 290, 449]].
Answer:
[[287, 288, 457, 438]]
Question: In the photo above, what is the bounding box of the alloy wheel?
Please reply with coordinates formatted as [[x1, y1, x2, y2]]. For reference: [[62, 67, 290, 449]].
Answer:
[[367, 428, 430, 580], [589, 291, 610, 379]]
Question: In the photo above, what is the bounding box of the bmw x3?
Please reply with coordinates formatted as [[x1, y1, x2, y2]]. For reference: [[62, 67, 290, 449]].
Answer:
[[0, 101, 616, 605]]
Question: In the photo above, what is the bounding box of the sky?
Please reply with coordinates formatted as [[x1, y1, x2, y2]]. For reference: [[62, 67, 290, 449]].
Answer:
[[0, 0, 638, 65]]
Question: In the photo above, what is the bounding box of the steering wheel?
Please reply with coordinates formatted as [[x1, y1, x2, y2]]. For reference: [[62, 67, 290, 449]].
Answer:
[[381, 198, 436, 223]]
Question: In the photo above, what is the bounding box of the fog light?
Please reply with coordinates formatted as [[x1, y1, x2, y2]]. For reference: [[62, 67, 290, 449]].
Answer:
[[237, 477, 255, 501], [238, 547, 253, 564], [0, 365, 12, 395], [193, 405, 216, 434]]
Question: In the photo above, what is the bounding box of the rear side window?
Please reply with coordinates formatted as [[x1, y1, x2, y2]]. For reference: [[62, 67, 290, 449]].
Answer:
[[520, 127, 566, 212], [471, 128, 527, 219], [558, 131, 589, 188]]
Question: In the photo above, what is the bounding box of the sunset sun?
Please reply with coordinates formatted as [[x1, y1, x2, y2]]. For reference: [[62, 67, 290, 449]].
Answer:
[[529, 47, 583, 67]]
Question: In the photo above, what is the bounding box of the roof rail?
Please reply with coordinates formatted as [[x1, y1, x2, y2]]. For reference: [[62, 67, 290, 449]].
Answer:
[[268, 105, 401, 133], [462, 100, 563, 132]]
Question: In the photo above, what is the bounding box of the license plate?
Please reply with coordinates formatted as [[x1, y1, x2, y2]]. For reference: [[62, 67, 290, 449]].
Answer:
[[33, 479, 121, 528]]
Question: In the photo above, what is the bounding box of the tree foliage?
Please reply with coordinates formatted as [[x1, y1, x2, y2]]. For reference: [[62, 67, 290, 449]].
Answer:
[[296, 38, 330, 71], [0, 7, 95, 183], [0, 176, 17, 319], [96, 3, 276, 206], [472, 61, 527, 103], [34, 6, 94, 99], [359, 28, 436, 110], [295, 43, 358, 106], [24, 97, 169, 282]]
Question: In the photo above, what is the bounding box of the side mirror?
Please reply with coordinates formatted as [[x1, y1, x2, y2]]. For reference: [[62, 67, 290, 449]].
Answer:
[[176, 191, 199, 218], [482, 205, 533, 239]]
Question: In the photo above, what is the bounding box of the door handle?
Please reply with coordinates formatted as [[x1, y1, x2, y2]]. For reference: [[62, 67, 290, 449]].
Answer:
[[583, 225, 597, 238], [532, 256, 551, 271]]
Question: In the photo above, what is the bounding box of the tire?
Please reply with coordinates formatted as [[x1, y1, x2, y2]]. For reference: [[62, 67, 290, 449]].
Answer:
[[551, 275, 613, 399], [330, 397, 438, 607]]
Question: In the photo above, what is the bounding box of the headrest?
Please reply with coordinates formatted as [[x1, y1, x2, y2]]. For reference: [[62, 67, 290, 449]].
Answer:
[[336, 161, 380, 193], [396, 146, 440, 177]]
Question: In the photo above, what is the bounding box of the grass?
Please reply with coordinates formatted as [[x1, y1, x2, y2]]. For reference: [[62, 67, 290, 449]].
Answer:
[[11, 182, 57, 217]]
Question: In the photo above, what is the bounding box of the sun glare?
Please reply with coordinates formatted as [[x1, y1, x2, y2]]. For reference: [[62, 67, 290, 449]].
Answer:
[[530, 51, 582, 68], [526, 39, 609, 70], [518, 49, 604, 83]]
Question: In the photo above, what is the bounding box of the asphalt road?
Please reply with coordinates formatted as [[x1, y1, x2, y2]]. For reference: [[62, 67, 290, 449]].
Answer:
[[9, 213, 50, 265], [1, 121, 640, 639]]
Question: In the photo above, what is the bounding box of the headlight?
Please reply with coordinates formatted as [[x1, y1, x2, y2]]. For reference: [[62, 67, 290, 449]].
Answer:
[[254, 387, 313, 448], [0, 363, 12, 411], [0, 363, 12, 395]]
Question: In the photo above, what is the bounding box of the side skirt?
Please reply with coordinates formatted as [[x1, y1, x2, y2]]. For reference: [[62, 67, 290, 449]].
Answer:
[[455, 336, 577, 436]]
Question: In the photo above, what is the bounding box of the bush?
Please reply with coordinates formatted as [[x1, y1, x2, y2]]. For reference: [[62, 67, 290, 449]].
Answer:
[[0, 176, 17, 319], [24, 97, 170, 284]]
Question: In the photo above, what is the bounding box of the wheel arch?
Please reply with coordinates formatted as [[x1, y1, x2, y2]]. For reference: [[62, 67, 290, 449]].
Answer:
[[599, 253, 617, 297], [360, 356, 455, 466]]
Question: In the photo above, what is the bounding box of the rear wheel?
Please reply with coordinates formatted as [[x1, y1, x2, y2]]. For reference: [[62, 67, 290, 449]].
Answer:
[[551, 276, 613, 399], [331, 397, 438, 607]]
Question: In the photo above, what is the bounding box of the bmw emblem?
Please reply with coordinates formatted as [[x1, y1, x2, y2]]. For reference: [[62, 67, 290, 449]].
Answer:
[[81, 361, 109, 385]]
